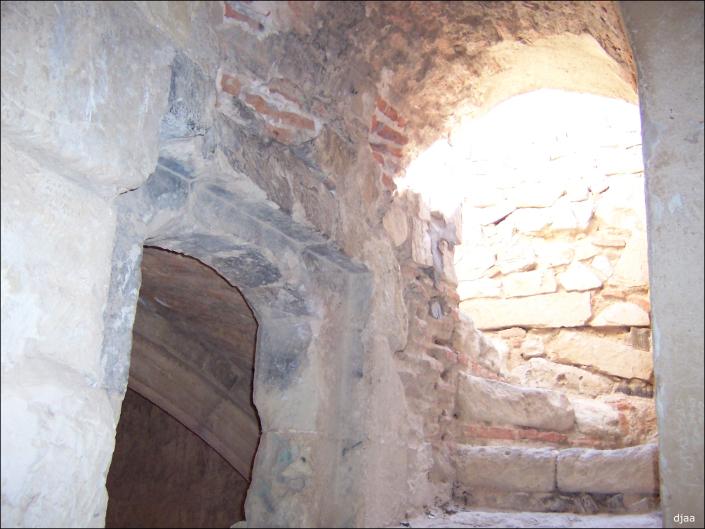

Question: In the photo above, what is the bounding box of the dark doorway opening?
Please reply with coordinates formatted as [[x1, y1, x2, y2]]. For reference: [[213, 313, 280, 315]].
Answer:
[[106, 247, 261, 528]]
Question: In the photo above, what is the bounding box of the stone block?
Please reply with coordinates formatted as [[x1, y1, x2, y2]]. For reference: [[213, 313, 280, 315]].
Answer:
[[571, 398, 621, 438], [503, 269, 557, 298], [454, 445, 557, 492], [547, 331, 653, 380], [476, 201, 517, 225], [534, 240, 574, 268], [506, 208, 552, 233], [411, 219, 434, 266], [558, 261, 603, 291], [557, 444, 659, 494], [461, 292, 592, 330], [508, 358, 615, 398], [591, 255, 614, 280], [0, 2, 173, 196], [454, 245, 495, 280], [550, 201, 594, 231], [510, 181, 565, 208], [457, 374, 575, 431], [496, 242, 537, 274], [608, 232, 649, 288], [590, 302, 650, 327], [458, 278, 502, 300], [382, 204, 409, 246]]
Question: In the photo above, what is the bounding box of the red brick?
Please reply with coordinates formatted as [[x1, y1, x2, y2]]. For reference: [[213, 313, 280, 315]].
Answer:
[[376, 97, 400, 123], [267, 78, 304, 106], [381, 172, 396, 192], [221, 73, 241, 96], [224, 3, 262, 32], [457, 352, 469, 367], [517, 428, 568, 444], [373, 122, 409, 145], [370, 114, 379, 131], [276, 109, 315, 131], [371, 142, 403, 158], [372, 152, 384, 165], [244, 93, 275, 116], [465, 424, 517, 441], [571, 436, 607, 448], [265, 124, 294, 144]]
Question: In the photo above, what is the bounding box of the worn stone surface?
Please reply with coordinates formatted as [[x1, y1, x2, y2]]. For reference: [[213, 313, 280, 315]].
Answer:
[[383, 203, 409, 247], [0, 142, 117, 527], [557, 444, 659, 494], [503, 269, 557, 298], [454, 446, 557, 493], [0, 2, 173, 197], [547, 330, 653, 381], [590, 302, 650, 327], [461, 292, 592, 330], [620, 4, 704, 522], [3, 1, 697, 527], [397, 510, 662, 528], [558, 262, 604, 292], [457, 374, 575, 431], [571, 398, 621, 439], [458, 278, 502, 300], [509, 358, 615, 398]]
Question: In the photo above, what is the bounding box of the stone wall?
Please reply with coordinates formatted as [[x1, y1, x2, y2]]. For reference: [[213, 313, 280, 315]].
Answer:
[[1, 1, 701, 528], [451, 91, 656, 450], [106, 389, 249, 528]]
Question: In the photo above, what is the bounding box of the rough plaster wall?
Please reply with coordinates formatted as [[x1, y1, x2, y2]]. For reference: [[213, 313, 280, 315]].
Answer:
[[106, 389, 248, 528], [620, 2, 704, 528], [0, 141, 118, 527], [0, 2, 176, 526]]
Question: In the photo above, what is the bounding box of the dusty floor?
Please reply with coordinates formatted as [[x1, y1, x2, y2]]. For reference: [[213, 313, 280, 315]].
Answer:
[[396, 510, 662, 528]]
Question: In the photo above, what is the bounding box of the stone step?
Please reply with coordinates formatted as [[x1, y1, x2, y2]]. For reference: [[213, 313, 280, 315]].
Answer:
[[456, 373, 576, 431], [456, 373, 654, 448], [396, 510, 662, 528], [452, 443, 659, 514]]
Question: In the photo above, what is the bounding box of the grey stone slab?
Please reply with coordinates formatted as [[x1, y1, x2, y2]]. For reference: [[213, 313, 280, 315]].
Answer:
[[454, 445, 558, 492], [457, 373, 575, 431], [557, 444, 659, 494]]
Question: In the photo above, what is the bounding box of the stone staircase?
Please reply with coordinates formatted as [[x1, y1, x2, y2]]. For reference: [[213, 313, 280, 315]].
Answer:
[[449, 372, 660, 516], [397, 510, 662, 528], [451, 443, 659, 514]]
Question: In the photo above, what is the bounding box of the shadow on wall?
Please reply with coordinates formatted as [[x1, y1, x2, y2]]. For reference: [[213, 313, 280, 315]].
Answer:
[[106, 389, 249, 528], [106, 247, 261, 528]]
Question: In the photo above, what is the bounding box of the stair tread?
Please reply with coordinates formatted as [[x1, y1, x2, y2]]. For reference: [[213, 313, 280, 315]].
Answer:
[[396, 509, 662, 528]]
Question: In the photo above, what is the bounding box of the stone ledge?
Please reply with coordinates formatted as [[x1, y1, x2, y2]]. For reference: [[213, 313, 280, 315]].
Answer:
[[457, 373, 576, 431], [557, 443, 659, 494], [454, 446, 558, 492], [454, 443, 659, 496]]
